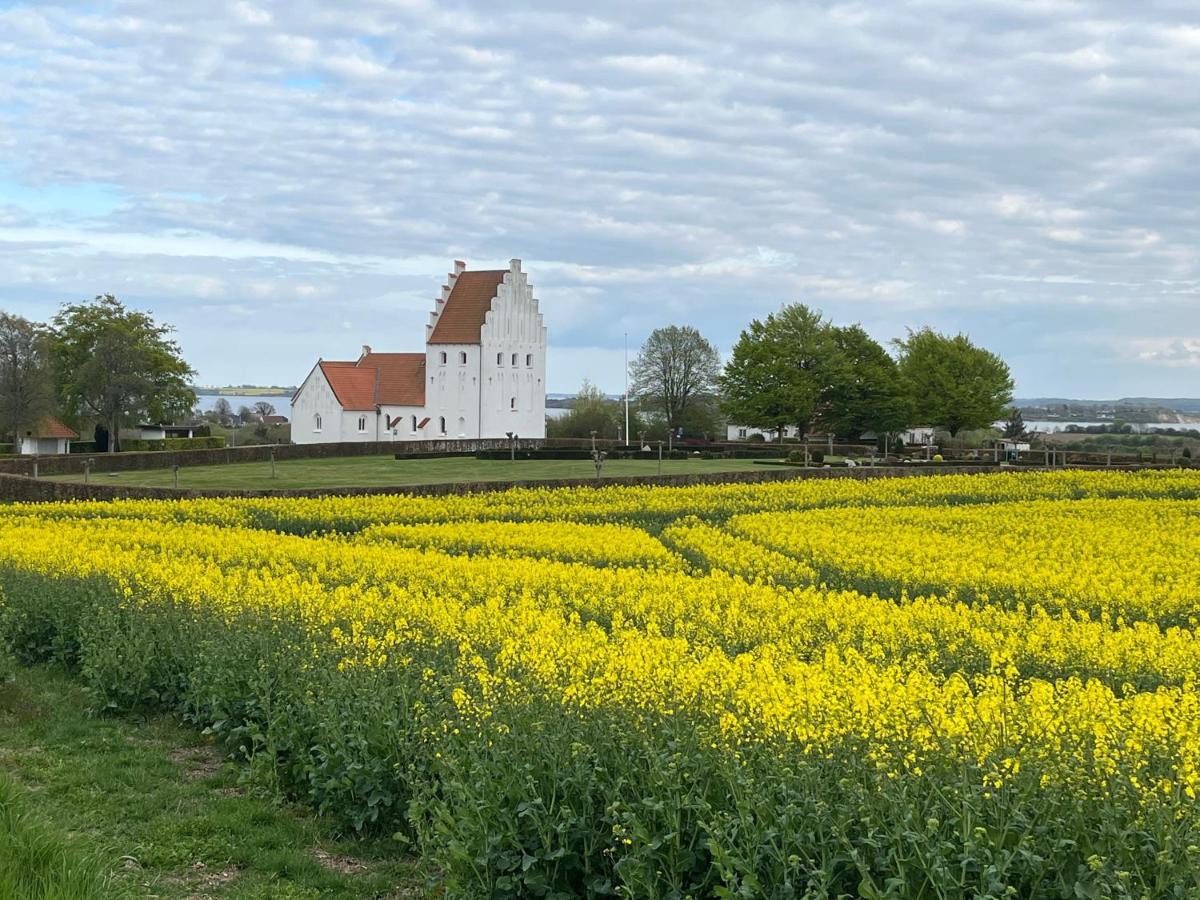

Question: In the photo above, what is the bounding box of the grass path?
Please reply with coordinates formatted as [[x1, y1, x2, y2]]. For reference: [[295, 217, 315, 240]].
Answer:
[[48, 454, 771, 491], [0, 666, 423, 899]]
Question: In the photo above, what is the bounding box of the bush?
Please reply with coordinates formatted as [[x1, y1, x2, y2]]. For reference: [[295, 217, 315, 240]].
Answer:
[[119, 437, 227, 452], [68, 441, 99, 454], [933, 453, 944, 462], [745, 433, 765, 443], [810, 450, 825, 464], [787, 449, 805, 464], [0, 444, 12, 455]]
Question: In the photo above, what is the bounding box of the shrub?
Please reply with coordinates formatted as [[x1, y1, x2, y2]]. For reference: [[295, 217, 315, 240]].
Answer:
[[810, 450, 825, 464], [933, 453, 944, 462]]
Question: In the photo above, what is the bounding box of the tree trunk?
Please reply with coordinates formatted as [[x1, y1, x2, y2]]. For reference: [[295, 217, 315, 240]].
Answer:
[[109, 415, 118, 452]]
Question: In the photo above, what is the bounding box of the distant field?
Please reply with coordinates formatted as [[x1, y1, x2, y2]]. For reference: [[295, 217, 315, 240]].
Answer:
[[49, 454, 772, 490]]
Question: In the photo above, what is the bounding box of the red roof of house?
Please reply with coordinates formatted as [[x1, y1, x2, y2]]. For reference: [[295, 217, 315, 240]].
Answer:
[[30, 418, 78, 439], [427, 269, 507, 344], [317, 353, 426, 411]]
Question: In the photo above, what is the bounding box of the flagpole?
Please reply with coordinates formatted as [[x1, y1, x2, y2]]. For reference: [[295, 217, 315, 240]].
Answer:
[[624, 331, 630, 446]]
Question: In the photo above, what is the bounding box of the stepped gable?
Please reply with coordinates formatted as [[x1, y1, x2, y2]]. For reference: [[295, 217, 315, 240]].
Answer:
[[426, 260, 508, 345]]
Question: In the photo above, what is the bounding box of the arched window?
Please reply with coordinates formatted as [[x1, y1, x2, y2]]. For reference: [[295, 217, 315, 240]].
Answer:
[[497, 352, 503, 365], [457, 416, 465, 435], [357, 415, 367, 432], [411, 415, 418, 432], [439, 416, 446, 434], [314, 413, 322, 432], [458, 351, 467, 364], [439, 351, 447, 364], [510, 397, 516, 410], [511, 353, 518, 365], [525, 353, 533, 367]]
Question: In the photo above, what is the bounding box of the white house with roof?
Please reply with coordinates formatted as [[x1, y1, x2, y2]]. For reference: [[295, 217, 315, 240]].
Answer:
[[292, 259, 547, 444], [18, 418, 77, 455]]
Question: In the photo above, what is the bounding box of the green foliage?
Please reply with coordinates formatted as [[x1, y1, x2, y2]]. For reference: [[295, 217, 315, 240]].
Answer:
[[0, 312, 58, 446], [820, 324, 910, 440], [0, 775, 107, 900], [720, 304, 840, 437], [894, 328, 1013, 437], [118, 436, 227, 452], [547, 380, 644, 440], [48, 295, 196, 452], [1002, 407, 1028, 440], [630, 325, 722, 431]]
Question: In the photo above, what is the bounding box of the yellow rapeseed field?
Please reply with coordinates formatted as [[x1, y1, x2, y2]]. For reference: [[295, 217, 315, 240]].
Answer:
[[1, 467, 1199, 897]]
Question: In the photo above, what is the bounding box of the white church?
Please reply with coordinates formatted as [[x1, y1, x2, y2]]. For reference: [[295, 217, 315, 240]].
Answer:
[[292, 259, 547, 444]]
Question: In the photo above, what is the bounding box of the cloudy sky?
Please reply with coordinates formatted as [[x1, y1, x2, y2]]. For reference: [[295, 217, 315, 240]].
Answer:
[[1, 0, 1197, 397]]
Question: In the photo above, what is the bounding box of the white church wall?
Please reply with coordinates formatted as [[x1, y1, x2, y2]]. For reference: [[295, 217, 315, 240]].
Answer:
[[291, 366, 346, 444], [479, 260, 547, 440], [424, 343, 481, 438]]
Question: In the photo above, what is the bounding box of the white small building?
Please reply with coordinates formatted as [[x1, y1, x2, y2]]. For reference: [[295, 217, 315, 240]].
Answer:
[[18, 418, 77, 455], [119, 424, 204, 441], [900, 425, 936, 446], [292, 259, 547, 443], [727, 424, 801, 441]]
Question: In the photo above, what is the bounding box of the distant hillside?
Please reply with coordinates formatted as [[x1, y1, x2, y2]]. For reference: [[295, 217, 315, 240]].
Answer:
[[1015, 397, 1200, 424], [193, 385, 297, 397]]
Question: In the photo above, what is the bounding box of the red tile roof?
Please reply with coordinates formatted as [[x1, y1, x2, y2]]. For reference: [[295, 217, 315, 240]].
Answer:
[[31, 418, 78, 439], [360, 352, 426, 406], [427, 269, 507, 344], [318, 353, 426, 411]]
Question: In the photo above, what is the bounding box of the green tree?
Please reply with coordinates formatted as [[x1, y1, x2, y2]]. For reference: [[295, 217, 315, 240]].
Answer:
[[0, 312, 56, 445], [547, 380, 627, 440], [49, 295, 196, 452], [1001, 407, 1028, 440], [630, 326, 722, 434], [720, 304, 839, 440], [820, 324, 910, 440], [894, 328, 1013, 437]]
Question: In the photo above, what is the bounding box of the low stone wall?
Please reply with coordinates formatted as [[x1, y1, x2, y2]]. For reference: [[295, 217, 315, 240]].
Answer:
[[0, 464, 1112, 504], [0, 438, 536, 478]]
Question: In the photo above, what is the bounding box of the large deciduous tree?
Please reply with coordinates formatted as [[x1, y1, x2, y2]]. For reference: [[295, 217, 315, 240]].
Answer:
[[720, 303, 839, 440], [820, 324, 911, 440], [49, 295, 196, 452], [0, 312, 56, 444], [630, 326, 722, 434], [894, 327, 1013, 437]]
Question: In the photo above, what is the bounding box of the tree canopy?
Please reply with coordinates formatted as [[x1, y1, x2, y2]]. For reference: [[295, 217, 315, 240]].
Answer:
[[630, 326, 721, 433], [49, 295, 196, 451], [820, 324, 911, 440], [720, 304, 839, 439], [894, 328, 1013, 437], [0, 312, 57, 445]]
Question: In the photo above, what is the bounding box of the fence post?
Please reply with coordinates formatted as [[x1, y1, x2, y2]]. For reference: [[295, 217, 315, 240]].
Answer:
[[173, 464, 180, 490]]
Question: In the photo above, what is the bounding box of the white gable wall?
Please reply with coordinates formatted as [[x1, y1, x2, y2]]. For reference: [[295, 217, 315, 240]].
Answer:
[[479, 260, 547, 440], [291, 365, 347, 444]]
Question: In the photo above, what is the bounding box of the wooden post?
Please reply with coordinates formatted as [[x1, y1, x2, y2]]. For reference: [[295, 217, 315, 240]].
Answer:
[[173, 464, 180, 490], [270, 449, 277, 478], [657, 440, 663, 476]]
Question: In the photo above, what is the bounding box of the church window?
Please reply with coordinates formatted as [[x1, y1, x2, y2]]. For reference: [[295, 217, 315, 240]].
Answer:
[[411, 415, 418, 432], [497, 352, 503, 365], [458, 351, 467, 364], [358, 416, 367, 432], [510, 397, 517, 411], [439, 416, 446, 434], [314, 414, 322, 432], [439, 351, 447, 365], [525, 353, 533, 366], [511, 353, 518, 365]]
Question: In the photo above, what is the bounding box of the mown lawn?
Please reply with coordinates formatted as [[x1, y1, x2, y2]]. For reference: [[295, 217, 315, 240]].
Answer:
[[49, 455, 771, 491], [0, 666, 423, 899]]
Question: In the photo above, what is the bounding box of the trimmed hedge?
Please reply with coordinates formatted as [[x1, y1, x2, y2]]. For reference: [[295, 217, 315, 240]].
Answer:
[[119, 437, 227, 452]]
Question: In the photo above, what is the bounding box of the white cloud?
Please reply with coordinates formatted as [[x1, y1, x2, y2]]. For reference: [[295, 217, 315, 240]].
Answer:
[[0, 0, 1196, 396]]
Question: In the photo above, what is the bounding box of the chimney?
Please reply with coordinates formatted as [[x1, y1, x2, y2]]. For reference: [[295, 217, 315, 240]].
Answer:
[[360, 344, 371, 361]]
